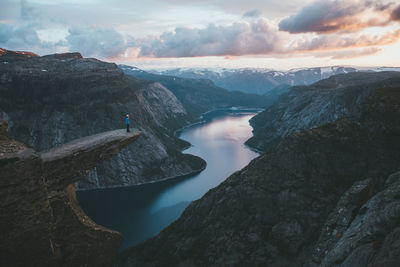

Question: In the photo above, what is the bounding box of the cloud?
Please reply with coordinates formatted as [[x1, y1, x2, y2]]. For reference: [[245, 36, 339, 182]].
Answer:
[[0, 1, 132, 58], [1, 0, 398, 62], [290, 29, 400, 52], [392, 4, 400, 20], [331, 47, 382, 59], [66, 27, 130, 59], [159, 0, 312, 19], [279, 0, 397, 34], [131, 18, 400, 59], [0, 23, 133, 58], [137, 19, 283, 57], [2, 17, 398, 61], [313, 47, 382, 59], [20, 0, 36, 21], [243, 9, 262, 18], [0, 23, 42, 50]]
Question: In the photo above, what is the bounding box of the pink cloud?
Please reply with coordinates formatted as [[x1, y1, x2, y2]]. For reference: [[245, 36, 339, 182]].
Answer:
[[279, 0, 398, 34]]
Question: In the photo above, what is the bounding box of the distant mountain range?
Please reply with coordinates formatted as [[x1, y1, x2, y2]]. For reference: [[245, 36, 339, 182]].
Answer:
[[119, 65, 272, 115], [148, 66, 400, 95]]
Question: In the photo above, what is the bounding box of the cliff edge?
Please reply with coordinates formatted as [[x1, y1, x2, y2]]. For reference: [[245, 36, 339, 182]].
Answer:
[[0, 48, 205, 190], [0, 119, 141, 267]]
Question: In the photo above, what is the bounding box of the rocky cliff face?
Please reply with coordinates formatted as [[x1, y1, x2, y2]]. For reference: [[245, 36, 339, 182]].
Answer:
[[0, 49, 205, 189], [0, 115, 140, 266], [246, 71, 400, 151], [118, 85, 400, 266], [308, 173, 400, 266]]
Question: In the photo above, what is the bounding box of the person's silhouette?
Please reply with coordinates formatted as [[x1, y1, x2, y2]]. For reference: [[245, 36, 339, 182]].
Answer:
[[125, 114, 131, 132]]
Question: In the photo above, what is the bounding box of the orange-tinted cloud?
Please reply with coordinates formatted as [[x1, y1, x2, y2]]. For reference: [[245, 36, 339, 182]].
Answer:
[[129, 1, 400, 59], [312, 47, 382, 59], [279, 0, 398, 34], [291, 30, 400, 52], [131, 18, 400, 59]]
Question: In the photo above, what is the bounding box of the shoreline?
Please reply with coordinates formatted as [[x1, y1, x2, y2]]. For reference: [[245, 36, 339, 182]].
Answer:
[[77, 107, 263, 192], [173, 106, 264, 137], [244, 143, 265, 154], [76, 162, 206, 192]]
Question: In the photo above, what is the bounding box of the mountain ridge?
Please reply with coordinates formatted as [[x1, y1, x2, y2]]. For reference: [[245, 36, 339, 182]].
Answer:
[[0, 49, 205, 189], [246, 71, 400, 152], [119, 64, 272, 115], [148, 66, 400, 95], [118, 80, 400, 267]]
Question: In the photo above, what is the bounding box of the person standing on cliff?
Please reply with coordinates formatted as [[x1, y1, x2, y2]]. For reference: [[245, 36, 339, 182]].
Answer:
[[125, 114, 131, 133]]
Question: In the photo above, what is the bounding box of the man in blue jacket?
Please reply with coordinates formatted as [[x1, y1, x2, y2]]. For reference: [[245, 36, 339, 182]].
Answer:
[[125, 114, 131, 133]]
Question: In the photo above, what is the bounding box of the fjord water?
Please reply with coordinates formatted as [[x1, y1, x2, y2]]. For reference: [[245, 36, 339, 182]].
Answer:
[[77, 110, 260, 251]]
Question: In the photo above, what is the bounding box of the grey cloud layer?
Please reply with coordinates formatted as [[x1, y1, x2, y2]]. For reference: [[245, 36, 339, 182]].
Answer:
[[243, 9, 262, 18], [137, 19, 281, 57], [66, 27, 130, 59], [0, 23, 41, 50], [0, 24, 130, 59], [160, 0, 308, 18]]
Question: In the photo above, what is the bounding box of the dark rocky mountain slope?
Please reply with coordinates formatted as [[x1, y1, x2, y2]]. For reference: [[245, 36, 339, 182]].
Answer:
[[0, 115, 140, 266], [0, 49, 205, 189], [120, 65, 272, 115], [246, 71, 400, 151], [118, 85, 400, 266]]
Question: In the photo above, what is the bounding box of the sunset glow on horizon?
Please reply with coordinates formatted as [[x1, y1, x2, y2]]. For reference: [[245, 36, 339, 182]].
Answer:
[[1, 0, 399, 69]]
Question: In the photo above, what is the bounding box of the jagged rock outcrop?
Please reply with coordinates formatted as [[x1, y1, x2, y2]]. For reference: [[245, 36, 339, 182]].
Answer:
[[246, 71, 400, 151], [0, 116, 140, 266], [0, 48, 39, 59], [308, 174, 400, 266], [118, 86, 400, 266], [0, 48, 205, 189], [308, 178, 376, 265], [41, 52, 83, 60]]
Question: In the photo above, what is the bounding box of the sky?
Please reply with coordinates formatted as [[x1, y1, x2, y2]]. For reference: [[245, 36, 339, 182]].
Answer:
[[0, 0, 400, 70]]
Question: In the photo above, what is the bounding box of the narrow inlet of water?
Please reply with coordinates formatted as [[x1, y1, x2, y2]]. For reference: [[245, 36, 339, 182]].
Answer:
[[77, 110, 260, 251]]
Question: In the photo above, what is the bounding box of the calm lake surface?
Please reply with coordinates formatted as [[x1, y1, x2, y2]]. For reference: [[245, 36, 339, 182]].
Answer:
[[77, 110, 260, 251]]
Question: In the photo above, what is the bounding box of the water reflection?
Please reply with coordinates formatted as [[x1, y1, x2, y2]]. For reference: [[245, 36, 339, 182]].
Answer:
[[77, 110, 260, 251]]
